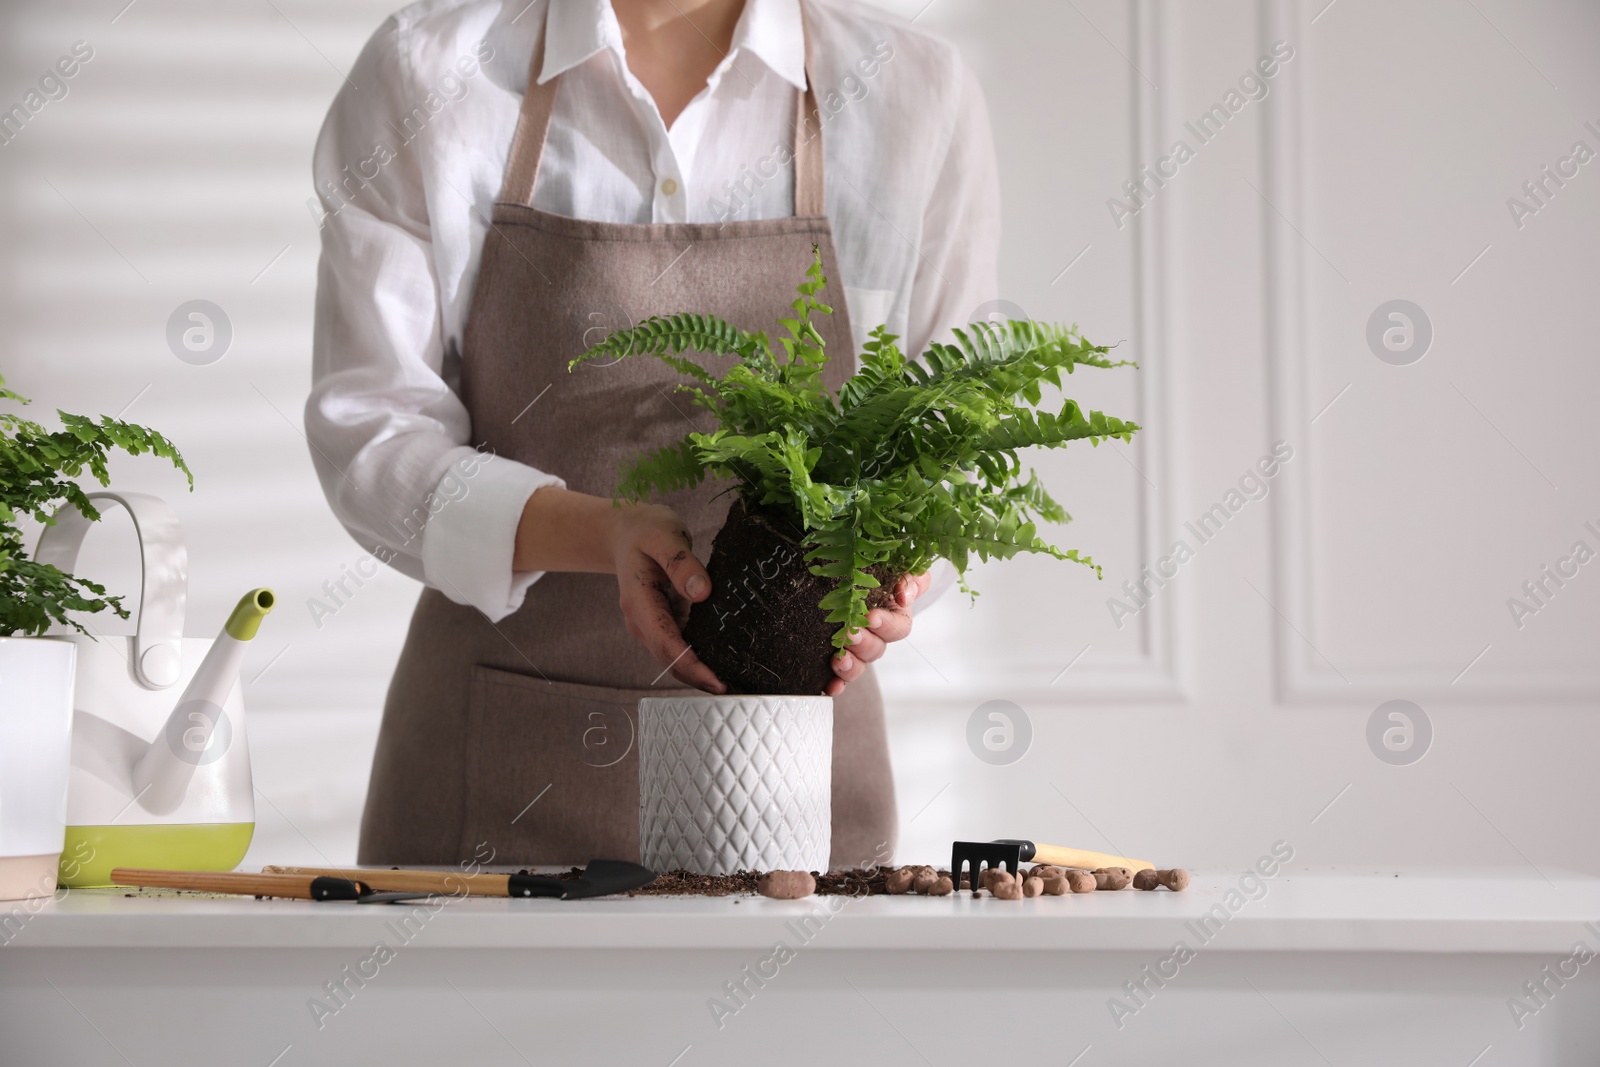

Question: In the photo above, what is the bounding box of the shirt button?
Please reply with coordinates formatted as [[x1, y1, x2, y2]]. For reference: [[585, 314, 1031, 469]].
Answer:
[[660, 178, 679, 196]]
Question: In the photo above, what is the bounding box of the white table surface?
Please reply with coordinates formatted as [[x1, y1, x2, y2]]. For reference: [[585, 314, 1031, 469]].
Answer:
[[7, 868, 1600, 1067], [15, 867, 1600, 952]]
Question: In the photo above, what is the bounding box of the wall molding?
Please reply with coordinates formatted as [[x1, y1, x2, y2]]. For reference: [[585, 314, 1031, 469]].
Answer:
[[1257, 0, 1599, 705]]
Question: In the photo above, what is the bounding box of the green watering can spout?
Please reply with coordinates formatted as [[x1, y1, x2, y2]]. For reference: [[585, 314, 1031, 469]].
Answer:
[[224, 588, 275, 641]]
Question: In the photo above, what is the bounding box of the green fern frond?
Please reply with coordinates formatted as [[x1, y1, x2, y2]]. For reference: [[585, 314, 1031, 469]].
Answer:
[[568, 313, 767, 375], [617, 439, 708, 502], [974, 402, 1140, 453]]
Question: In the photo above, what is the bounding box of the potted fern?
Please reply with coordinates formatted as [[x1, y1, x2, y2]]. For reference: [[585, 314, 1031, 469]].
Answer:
[[574, 250, 1139, 695], [576, 253, 1138, 874], [0, 375, 188, 900]]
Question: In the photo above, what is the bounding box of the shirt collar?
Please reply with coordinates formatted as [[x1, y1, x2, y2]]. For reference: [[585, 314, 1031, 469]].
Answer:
[[539, 0, 806, 91]]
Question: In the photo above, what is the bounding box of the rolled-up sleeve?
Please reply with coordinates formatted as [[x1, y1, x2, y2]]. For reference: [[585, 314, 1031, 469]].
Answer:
[[305, 18, 561, 621]]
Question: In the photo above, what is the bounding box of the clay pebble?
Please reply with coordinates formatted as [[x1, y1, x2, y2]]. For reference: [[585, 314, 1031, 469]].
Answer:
[[912, 868, 939, 895], [884, 867, 916, 894], [926, 876, 954, 897], [978, 867, 1009, 892], [1132, 868, 1161, 891], [1022, 876, 1044, 898], [1159, 868, 1191, 892], [1093, 866, 1133, 891], [990, 877, 1022, 900], [757, 870, 816, 900], [1064, 870, 1097, 893]]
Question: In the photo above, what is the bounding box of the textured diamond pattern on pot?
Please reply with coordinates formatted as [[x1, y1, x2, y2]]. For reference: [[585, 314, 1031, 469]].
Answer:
[[639, 696, 832, 875]]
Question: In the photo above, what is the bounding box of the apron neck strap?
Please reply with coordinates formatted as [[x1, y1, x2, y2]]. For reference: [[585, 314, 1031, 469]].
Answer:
[[791, 5, 824, 217], [501, 4, 826, 217]]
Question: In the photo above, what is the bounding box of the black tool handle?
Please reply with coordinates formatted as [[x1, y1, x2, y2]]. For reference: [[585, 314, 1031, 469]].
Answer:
[[505, 874, 570, 899], [310, 877, 365, 901]]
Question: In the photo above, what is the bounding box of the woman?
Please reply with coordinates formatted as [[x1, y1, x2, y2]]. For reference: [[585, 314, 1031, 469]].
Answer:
[[306, 0, 999, 869]]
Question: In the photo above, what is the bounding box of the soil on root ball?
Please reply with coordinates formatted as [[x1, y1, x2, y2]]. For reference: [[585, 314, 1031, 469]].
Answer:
[[680, 497, 901, 695]]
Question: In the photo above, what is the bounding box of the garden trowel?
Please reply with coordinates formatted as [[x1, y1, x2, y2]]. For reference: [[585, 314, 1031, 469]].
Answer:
[[261, 859, 658, 899]]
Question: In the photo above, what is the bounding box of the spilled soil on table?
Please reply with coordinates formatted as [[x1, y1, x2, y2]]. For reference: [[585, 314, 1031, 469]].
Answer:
[[537, 866, 950, 896]]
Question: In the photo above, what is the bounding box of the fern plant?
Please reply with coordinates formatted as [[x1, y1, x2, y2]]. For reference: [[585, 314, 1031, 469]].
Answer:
[[572, 248, 1139, 663], [0, 374, 191, 637]]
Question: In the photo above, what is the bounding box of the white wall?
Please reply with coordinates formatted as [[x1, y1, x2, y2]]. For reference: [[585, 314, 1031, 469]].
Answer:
[[3, 0, 1597, 875]]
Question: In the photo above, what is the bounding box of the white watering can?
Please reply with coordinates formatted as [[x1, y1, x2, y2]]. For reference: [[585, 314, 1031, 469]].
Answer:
[[34, 492, 273, 887]]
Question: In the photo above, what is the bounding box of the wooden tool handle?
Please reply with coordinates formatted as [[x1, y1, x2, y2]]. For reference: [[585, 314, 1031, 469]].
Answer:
[[111, 868, 352, 900], [262, 866, 510, 897], [1030, 844, 1155, 872]]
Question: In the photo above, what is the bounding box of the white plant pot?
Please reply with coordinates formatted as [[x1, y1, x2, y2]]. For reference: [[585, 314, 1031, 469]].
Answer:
[[638, 695, 832, 875], [0, 637, 76, 902]]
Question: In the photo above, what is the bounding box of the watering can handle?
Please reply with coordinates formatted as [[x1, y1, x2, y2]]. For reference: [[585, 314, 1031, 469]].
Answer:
[[34, 491, 188, 690]]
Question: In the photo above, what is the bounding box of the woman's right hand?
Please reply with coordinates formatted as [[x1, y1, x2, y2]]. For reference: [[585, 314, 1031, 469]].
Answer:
[[605, 502, 725, 694], [514, 487, 723, 693]]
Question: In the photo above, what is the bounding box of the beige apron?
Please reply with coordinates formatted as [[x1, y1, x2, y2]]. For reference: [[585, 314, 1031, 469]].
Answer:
[[358, 9, 897, 870]]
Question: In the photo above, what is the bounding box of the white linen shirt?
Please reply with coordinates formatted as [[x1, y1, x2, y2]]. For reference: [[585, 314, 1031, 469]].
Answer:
[[306, 0, 1000, 621]]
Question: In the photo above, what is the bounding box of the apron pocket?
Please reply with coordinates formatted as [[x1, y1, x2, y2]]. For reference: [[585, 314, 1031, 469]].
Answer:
[[462, 665, 690, 865]]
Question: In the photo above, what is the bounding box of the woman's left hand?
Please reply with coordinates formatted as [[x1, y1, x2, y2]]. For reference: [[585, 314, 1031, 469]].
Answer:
[[826, 572, 933, 696]]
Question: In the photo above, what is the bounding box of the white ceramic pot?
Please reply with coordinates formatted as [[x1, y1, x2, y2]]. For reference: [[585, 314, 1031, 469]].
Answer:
[[0, 637, 76, 902], [638, 695, 832, 875]]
